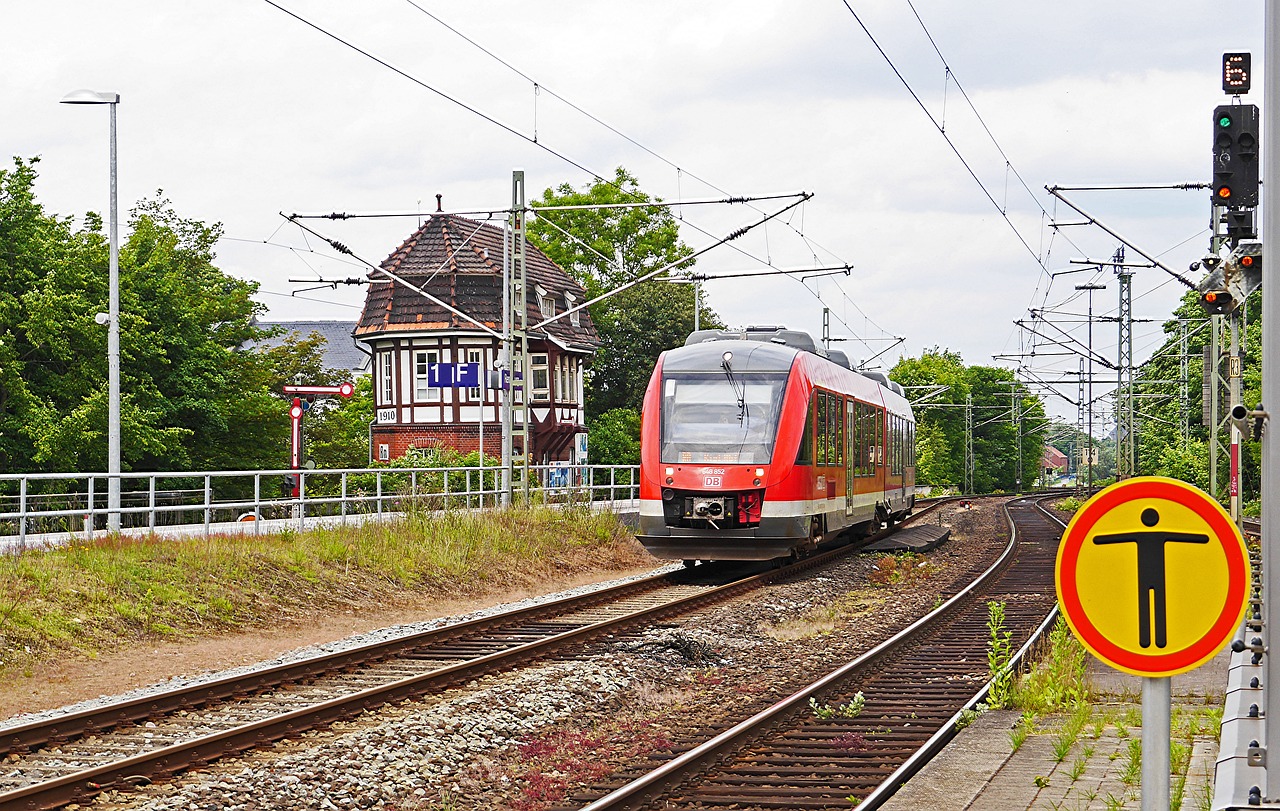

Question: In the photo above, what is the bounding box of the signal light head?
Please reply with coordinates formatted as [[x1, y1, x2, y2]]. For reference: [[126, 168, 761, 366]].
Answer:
[[1217, 186, 1233, 200], [1219, 114, 1234, 128], [1199, 289, 1235, 314]]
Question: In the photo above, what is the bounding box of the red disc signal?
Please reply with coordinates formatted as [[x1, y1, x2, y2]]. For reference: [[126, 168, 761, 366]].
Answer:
[[339, 381, 355, 398]]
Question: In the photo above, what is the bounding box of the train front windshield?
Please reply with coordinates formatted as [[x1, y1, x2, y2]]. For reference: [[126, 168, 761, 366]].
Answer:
[[660, 372, 789, 464]]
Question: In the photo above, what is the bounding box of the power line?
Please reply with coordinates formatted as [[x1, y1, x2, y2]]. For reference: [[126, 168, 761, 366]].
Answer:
[[262, 0, 900, 355], [836, 0, 1064, 273]]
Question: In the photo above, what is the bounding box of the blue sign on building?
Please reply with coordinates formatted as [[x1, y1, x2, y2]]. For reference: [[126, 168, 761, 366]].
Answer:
[[426, 362, 484, 388]]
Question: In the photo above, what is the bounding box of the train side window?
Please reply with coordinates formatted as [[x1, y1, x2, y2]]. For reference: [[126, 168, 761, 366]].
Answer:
[[877, 408, 885, 467], [829, 393, 839, 463], [815, 392, 826, 465], [796, 394, 814, 465]]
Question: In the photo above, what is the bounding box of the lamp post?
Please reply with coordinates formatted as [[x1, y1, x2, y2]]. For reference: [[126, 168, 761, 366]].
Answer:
[[62, 89, 121, 532]]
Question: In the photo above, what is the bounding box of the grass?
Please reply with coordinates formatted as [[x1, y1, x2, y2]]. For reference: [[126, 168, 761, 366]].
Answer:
[[1010, 617, 1091, 714], [0, 504, 647, 674], [763, 589, 885, 641]]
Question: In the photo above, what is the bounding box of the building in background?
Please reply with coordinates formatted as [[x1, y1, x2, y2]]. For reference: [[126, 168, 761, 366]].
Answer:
[[250, 320, 370, 378], [355, 214, 598, 463]]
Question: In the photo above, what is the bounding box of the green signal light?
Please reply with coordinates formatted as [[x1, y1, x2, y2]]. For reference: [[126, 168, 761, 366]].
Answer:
[[1219, 115, 1234, 127]]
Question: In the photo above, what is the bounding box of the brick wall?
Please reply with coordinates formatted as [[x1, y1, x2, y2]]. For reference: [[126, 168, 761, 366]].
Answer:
[[371, 423, 574, 463]]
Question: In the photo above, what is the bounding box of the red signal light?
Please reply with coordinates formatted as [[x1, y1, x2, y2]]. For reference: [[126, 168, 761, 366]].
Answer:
[[1240, 255, 1255, 267], [1217, 186, 1233, 200], [1205, 292, 1219, 303]]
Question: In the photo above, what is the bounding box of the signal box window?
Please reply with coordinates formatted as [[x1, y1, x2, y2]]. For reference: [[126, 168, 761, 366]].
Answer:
[[415, 350, 441, 402], [379, 352, 394, 405], [466, 349, 483, 401], [531, 353, 550, 402]]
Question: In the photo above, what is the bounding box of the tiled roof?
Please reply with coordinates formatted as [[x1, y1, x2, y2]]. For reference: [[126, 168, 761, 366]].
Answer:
[[248, 321, 369, 375], [355, 214, 599, 351]]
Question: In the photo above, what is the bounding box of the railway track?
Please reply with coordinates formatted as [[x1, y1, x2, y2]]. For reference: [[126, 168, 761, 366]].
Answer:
[[0, 502, 953, 811], [571, 495, 1066, 811]]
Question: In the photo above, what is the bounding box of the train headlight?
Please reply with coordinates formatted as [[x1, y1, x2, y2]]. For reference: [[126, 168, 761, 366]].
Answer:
[[666, 476, 674, 485], [753, 478, 761, 486], [755, 468, 764, 477]]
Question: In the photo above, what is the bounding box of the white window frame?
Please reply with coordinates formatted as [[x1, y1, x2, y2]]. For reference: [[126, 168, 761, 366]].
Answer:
[[415, 349, 441, 402], [379, 352, 394, 405], [539, 294, 554, 319], [565, 292, 580, 326], [531, 353, 550, 402], [466, 348, 483, 401]]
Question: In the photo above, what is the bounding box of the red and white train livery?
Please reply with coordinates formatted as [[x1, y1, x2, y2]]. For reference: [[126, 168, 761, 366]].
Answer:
[[638, 328, 916, 561]]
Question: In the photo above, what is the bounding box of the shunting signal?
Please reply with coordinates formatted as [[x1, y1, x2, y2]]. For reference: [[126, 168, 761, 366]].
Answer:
[[1199, 289, 1235, 315]]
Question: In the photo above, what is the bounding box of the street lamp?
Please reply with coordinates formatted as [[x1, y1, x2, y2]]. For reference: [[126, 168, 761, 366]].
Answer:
[[62, 89, 121, 532]]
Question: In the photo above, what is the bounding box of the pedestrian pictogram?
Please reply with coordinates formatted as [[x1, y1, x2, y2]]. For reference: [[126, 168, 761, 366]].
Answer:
[[1055, 477, 1249, 677]]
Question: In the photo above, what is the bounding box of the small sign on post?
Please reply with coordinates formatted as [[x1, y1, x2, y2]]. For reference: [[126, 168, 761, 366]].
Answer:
[[1056, 476, 1249, 810]]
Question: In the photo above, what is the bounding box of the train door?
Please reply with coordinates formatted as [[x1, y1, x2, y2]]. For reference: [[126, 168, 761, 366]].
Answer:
[[845, 399, 856, 517]]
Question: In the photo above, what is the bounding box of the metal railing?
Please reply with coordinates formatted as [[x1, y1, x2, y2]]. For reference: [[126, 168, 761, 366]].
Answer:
[[0, 464, 639, 549]]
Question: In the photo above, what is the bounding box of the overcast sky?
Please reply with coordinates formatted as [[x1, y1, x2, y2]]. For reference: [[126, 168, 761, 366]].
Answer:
[[5, 1, 1266, 423]]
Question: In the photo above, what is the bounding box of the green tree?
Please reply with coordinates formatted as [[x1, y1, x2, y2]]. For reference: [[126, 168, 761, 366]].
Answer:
[[0, 158, 323, 479], [891, 348, 1048, 493], [305, 374, 375, 469], [527, 167, 723, 419], [588, 408, 641, 466]]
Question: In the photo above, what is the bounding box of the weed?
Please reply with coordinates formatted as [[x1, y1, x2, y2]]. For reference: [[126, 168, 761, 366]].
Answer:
[[956, 703, 987, 730], [810, 692, 865, 720], [1052, 704, 1092, 762], [986, 600, 1014, 708], [1033, 775, 1051, 789], [1120, 738, 1142, 785], [1009, 711, 1034, 753], [829, 732, 868, 751], [1011, 617, 1090, 714], [1068, 753, 1088, 782], [1056, 496, 1085, 514], [1104, 791, 1128, 810], [868, 552, 935, 587]]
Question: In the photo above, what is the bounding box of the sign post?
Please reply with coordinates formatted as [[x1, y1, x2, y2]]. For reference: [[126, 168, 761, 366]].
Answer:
[[1055, 477, 1250, 810]]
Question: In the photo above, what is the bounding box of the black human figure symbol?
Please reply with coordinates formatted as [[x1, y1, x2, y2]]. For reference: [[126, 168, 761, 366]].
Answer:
[[1091, 507, 1209, 649]]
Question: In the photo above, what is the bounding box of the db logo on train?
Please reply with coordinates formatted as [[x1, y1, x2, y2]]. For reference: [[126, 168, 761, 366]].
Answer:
[[1055, 477, 1250, 677]]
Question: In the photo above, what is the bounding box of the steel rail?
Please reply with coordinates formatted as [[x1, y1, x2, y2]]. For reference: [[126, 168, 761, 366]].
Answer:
[[0, 502, 948, 811], [855, 496, 1068, 809], [577, 495, 1060, 811]]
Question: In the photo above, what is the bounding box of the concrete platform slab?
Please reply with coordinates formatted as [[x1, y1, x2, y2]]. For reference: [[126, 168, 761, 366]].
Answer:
[[878, 648, 1228, 810], [865, 525, 951, 553]]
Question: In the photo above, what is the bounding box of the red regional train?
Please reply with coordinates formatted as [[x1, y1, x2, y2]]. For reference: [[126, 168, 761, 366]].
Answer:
[[638, 327, 916, 562]]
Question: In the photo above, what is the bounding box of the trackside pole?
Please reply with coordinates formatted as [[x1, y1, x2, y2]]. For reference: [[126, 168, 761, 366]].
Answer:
[[1265, 0, 1280, 799], [1141, 676, 1170, 811]]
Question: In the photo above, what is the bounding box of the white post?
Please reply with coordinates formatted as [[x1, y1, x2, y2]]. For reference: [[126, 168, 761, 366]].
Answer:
[[107, 100, 120, 532], [1140, 676, 1170, 811], [1263, 0, 1280, 793]]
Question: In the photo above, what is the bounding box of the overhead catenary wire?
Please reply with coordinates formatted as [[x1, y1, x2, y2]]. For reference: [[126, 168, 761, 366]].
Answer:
[[261, 0, 899, 354], [836, 0, 1067, 274]]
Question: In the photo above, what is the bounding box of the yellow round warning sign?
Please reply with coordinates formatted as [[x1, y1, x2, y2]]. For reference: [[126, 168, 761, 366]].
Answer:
[[1056, 476, 1250, 677]]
